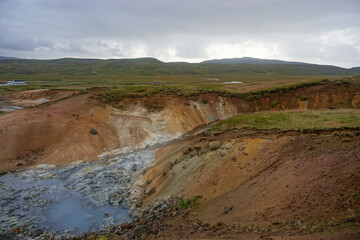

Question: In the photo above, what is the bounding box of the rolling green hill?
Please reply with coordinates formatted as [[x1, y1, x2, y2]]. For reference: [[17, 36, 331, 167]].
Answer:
[[201, 57, 308, 64], [0, 57, 359, 82]]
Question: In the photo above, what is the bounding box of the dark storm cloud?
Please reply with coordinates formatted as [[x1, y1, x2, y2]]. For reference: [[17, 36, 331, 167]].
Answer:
[[0, 0, 359, 67]]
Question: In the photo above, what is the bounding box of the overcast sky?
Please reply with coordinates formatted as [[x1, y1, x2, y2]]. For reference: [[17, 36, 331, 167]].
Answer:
[[0, 0, 359, 67]]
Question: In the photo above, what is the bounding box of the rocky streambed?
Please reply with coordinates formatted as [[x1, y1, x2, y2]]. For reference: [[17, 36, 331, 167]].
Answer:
[[0, 148, 156, 238]]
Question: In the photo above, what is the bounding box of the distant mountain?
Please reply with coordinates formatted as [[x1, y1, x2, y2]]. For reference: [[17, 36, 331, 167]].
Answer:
[[201, 57, 308, 65], [0, 57, 359, 77], [350, 67, 360, 72], [49, 57, 163, 64], [0, 56, 18, 60]]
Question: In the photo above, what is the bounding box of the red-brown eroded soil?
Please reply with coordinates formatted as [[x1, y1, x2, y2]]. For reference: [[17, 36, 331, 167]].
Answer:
[[0, 89, 78, 107], [0, 93, 119, 171], [0, 81, 359, 173], [139, 129, 360, 238]]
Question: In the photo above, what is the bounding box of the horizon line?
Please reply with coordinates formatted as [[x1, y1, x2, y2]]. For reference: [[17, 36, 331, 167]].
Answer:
[[0, 56, 358, 69]]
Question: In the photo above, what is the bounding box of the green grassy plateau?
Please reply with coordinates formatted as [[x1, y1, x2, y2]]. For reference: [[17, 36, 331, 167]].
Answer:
[[213, 109, 360, 131]]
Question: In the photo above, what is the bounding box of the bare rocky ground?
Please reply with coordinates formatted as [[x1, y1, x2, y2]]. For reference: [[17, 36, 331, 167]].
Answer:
[[1, 80, 360, 173], [1, 81, 360, 239], [104, 128, 359, 240], [8, 128, 355, 240]]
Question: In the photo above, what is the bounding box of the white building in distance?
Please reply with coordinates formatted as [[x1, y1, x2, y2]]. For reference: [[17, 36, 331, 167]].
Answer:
[[7, 80, 27, 85]]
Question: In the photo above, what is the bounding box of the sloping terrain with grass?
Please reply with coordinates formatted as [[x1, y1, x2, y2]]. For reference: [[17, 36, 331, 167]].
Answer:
[[138, 108, 360, 239], [0, 57, 359, 85], [213, 109, 360, 131]]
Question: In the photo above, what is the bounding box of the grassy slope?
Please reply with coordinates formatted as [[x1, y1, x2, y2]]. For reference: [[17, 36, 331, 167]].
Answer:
[[213, 109, 360, 131], [0, 75, 326, 93], [0, 57, 359, 84], [0, 74, 347, 91], [1, 58, 358, 94], [95, 76, 359, 104]]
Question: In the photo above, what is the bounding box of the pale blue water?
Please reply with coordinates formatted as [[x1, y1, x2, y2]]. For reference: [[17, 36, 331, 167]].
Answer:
[[0, 105, 23, 112], [46, 197, 130, 233], [0, 149, 155, 234]]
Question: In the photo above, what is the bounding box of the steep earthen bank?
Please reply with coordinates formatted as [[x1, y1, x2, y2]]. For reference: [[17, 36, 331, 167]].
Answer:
[[122, 128, 360, 239], [0, 91, 240, 172], [0, 80, 359, 172], [0, 89, 78, 107]]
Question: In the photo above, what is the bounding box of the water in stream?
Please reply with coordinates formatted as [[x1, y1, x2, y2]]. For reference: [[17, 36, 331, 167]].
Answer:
[[0, 105, 23, 112], [0, 149, 154, 234]]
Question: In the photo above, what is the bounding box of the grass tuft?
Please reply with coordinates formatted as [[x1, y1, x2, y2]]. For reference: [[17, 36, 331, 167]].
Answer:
[[299, 95, 308, 101], [177, 195, 202, 210]]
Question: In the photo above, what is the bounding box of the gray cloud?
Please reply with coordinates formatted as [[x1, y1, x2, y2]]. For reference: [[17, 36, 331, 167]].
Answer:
[[0, 0, 359, 67]]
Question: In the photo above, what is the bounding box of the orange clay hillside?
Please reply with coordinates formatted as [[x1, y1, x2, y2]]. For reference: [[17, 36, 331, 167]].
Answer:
[[0, 78, 359, 173], [0, 78, 359, 239], [134, 110, 360, 239]]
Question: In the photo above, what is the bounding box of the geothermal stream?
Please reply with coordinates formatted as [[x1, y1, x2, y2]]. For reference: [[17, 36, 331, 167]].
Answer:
[[0, 104, 24, 112], [0, 145, 161, 236], [0, 96, 240, 238]]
